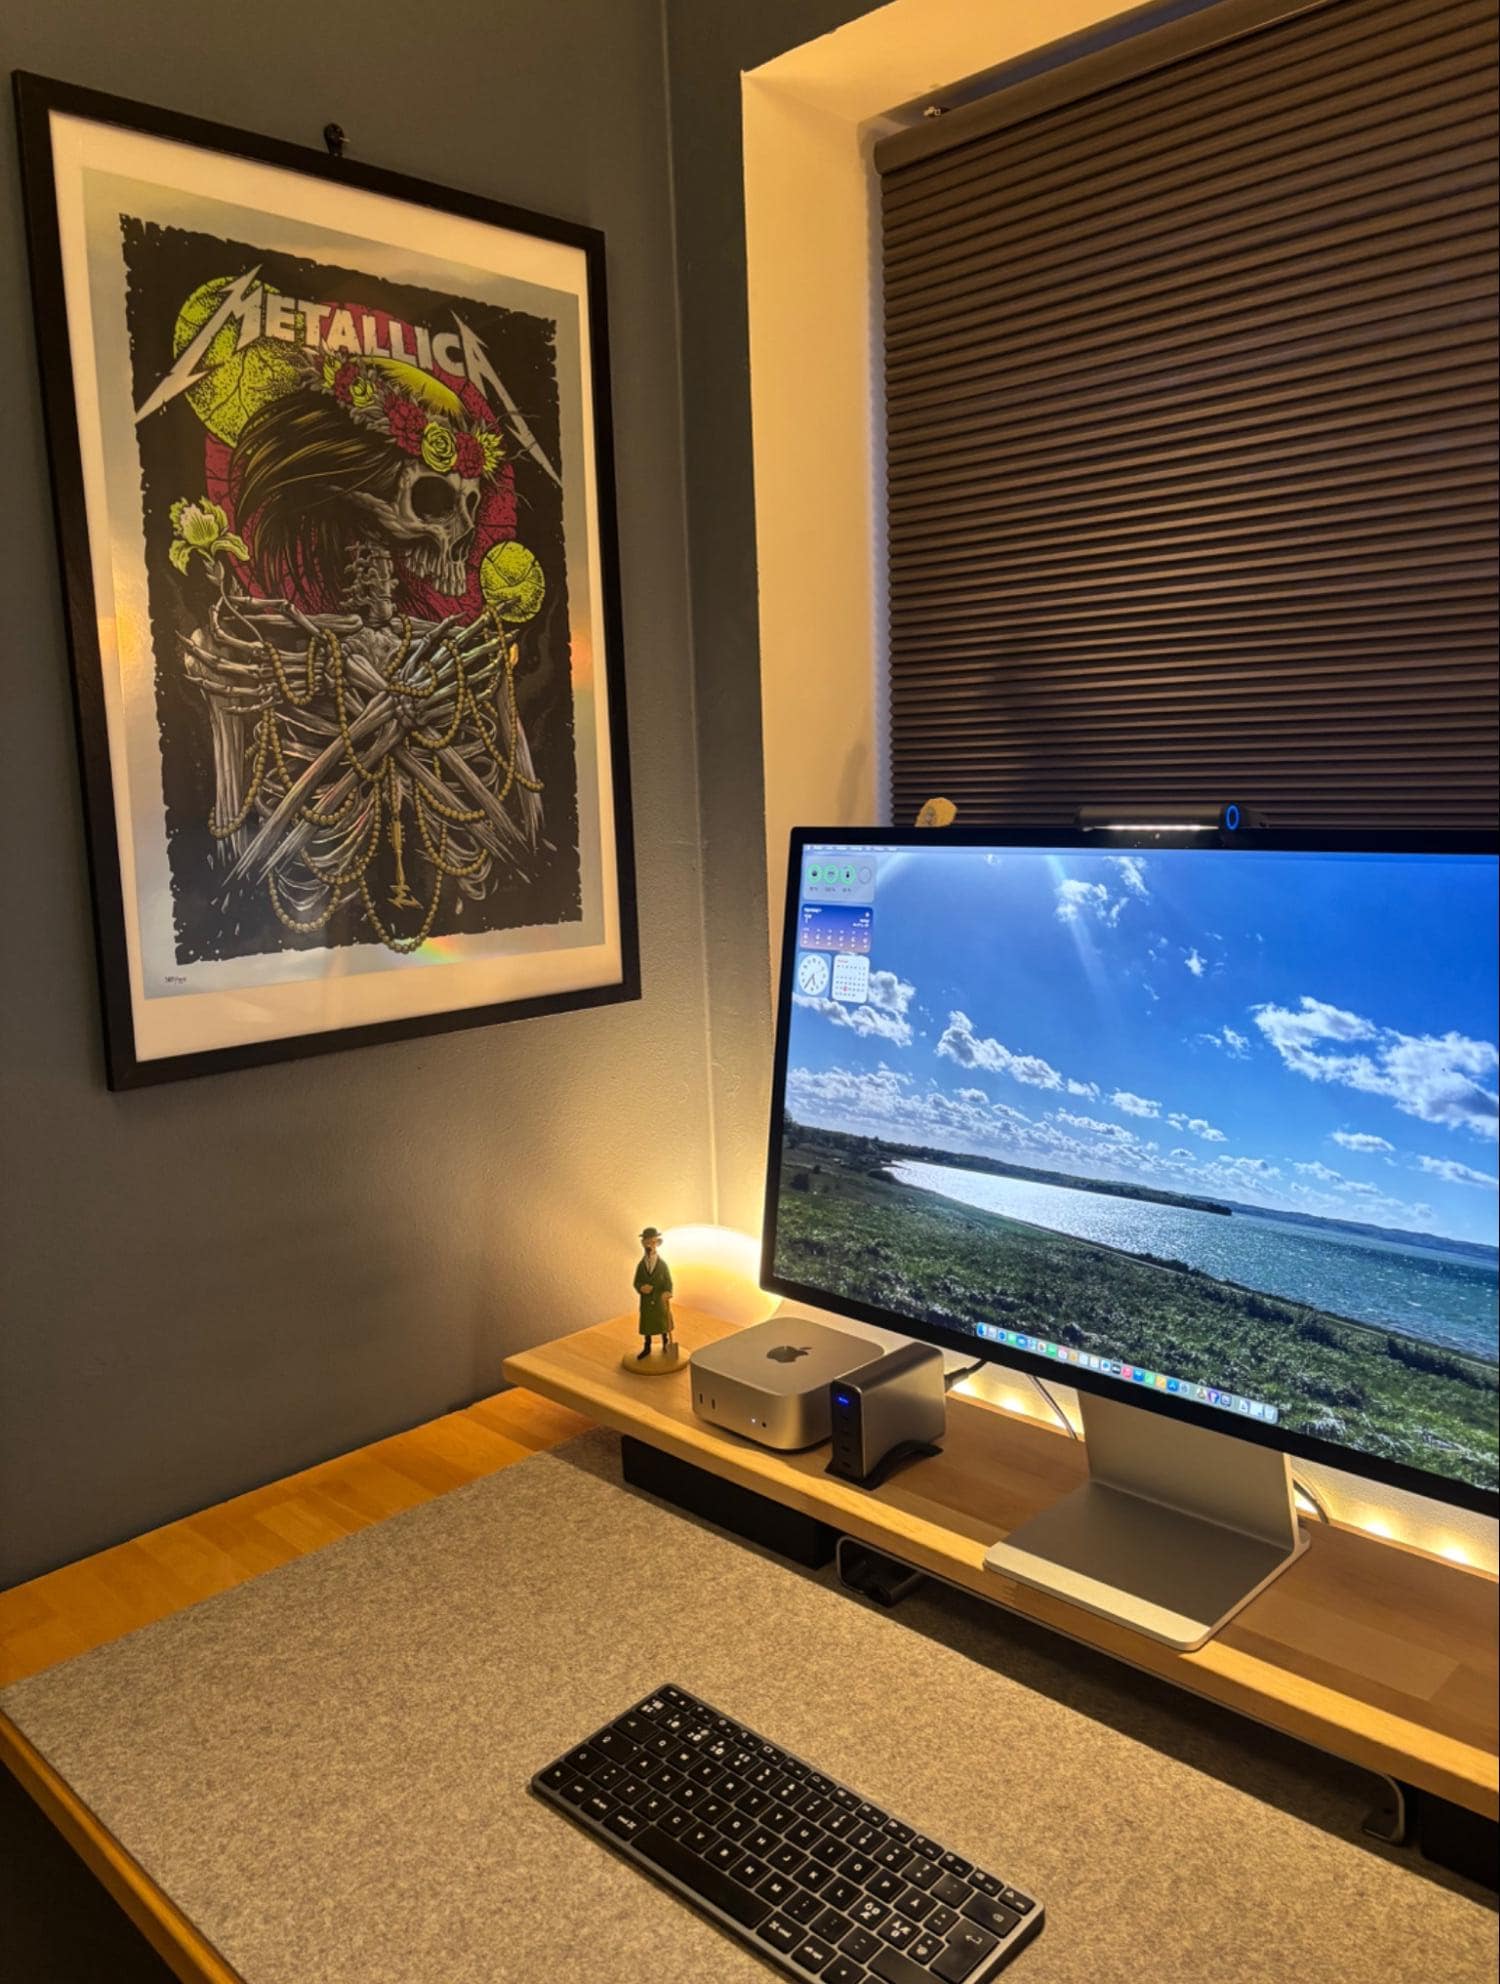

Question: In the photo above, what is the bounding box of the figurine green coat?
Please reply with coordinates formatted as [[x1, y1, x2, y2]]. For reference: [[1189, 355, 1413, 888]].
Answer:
[[635, 1253, 674, 1336]]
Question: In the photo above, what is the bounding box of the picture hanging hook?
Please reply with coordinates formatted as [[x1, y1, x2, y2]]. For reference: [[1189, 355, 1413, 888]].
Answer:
[[323, 123, 347, 159]]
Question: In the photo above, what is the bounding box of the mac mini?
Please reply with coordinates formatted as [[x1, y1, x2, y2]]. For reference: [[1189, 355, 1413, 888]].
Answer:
[[690, 1316, 881, 1450]]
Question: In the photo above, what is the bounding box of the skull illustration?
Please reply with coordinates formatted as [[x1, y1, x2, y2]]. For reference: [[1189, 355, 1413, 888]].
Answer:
[[349, 459, 482, 598]]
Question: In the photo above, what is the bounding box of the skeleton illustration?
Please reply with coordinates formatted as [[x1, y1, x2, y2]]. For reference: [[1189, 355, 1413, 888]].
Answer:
[[170, 350, 549, 954]]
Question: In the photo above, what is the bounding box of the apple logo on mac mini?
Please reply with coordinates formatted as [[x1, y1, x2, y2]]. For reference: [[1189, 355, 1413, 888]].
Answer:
[[766, 1344, 811, 1364]]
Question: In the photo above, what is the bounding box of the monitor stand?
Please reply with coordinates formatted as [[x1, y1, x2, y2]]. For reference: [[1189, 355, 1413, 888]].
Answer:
[[983, 1391, 1308, 1650]]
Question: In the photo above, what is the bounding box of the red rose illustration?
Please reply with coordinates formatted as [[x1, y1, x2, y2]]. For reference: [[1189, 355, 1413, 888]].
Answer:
[[385, 394, 428, 455], [453, 431, 485, 478], [332, 360, 359, 405]]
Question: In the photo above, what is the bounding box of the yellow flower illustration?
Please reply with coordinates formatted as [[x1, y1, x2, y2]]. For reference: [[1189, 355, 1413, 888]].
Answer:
[[168, 497, 249, 575], [480, 541, 546, 625], [420, 421, 459, 473], [348, 374, 377, 409], [477, 430, 505, 475]]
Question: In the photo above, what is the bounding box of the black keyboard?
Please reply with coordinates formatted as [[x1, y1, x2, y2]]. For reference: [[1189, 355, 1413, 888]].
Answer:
[[531, 1683, 1043, 1982]]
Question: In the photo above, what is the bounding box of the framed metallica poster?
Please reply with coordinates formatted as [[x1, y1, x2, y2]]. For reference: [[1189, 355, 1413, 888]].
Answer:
[[14, 73, 638, 1087]]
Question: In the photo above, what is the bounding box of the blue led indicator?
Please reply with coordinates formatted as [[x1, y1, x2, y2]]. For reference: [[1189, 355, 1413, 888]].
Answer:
[[1224, 804, 1241, 831]]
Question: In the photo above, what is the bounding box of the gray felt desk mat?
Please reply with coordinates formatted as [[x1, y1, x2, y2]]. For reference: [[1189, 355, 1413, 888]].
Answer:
[[3, 1429, 1494, 1984]]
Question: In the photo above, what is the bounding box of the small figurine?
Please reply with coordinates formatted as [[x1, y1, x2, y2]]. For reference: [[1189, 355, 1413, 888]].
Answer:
[[627, 1226, 681, 1373]]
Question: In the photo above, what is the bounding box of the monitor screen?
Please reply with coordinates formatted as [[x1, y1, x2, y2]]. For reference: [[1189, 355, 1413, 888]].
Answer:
[[764, 832, 1500, 1513]]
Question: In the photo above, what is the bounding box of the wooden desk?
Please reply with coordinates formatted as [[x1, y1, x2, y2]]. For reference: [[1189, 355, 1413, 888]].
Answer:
[[504, 1308, 1500, 1821], [0, 1387, 592, 1984]]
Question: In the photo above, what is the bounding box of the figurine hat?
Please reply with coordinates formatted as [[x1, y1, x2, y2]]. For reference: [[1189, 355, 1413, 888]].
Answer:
[[639, 1226, 664, 1242]]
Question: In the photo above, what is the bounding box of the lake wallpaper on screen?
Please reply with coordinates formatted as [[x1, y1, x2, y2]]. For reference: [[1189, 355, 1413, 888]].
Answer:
[[773, 844, 1499, 1494]]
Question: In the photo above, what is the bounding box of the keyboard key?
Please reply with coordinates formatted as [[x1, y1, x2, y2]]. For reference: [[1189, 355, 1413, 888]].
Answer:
[[850, 1824, 882, 1854], [634, 1825, 771, 1930], [696, 1797, 728, 1828], [822, 1807, 858, 1839], [611, 1712, 651, 1742], [925, 1904, 958, 1938], [939, 1852, 972, 1878], [786, 1890, 825, 1927], [690, 1759, 723, 1787], [931, 1924, 996, 1983], [851, 1895, 891, 1930], [565, 1745, 604, 1774], [857, 1803, 887, 1825], [592, 1763, 626, 1792], [867, 1870, 905, 1903], [799, 1794, 833, 1824], [874, 1842, 911, 1872], [759, 1915, 802, 1955], [656, 1806, 692, 1838], [895, 1887, 935, 1921], [830, 1786, 859, 1811], [812, 1835, 850, 1867], [605, 1809, 645, 1843], [823, 1961, 866, 1984], [537, 1762, 571, 1791], [800, 1860, 836, 1895], [592, 1729, 637, 1765], [932, 1872, 971, 1909], [719, 1811, 754, 1841], [684, 1823, 717, 1855], [792, 1935, 837, 1974], [731, 1855, 770, 1889], [969, 1871, 1000, 1898], [707, 1839, 743, 1874], [909, 1835, 941, 1862], [716, 1774, 747, 1803], [872, 1951, 930, 1984], [814, 1905, 852, 1943], [879, 1914, 918, 1949], [758, 1872, 796, 1908], [1002, 1887, 1034, 1915], [746, 1826, 778, 1857], [902, 1858, 938, 1891], [788, 1821, 821, 1852], [962, 1893, 1022, 1939], [771, 1843, 807, 1876], [557, 1777, 594, 1808], [764, 1802, 800, 1832], [910, 1931, 944, 1965], [882, 1819, 914, 1846], [823, 1876, 862, 1913], [737, 1790, 772, 1819], [580, 1789, 616, 1824], [840, 1924, 881, 1963], [842, 1854, 878, 1886]]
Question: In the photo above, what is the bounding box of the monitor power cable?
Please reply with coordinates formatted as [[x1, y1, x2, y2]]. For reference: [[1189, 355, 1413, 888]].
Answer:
[[1291, 1475, 1330, 1522], [1031, 1375, 1079, 1441]]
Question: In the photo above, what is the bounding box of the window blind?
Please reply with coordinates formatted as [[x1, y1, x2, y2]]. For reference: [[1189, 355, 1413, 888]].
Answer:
[[875, 0, 1499, 828]]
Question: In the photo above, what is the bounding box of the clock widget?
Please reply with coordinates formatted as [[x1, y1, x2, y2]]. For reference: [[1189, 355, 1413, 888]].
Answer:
[[796, 952, 831, 998]]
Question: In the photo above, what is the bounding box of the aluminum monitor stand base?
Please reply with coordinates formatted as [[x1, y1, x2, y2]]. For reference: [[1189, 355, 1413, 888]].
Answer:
[[983, 1390, 1309, 1650]]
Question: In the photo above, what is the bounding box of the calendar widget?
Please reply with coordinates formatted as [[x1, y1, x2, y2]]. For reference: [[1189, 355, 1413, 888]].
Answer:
[[831, 952, 870, 1003]]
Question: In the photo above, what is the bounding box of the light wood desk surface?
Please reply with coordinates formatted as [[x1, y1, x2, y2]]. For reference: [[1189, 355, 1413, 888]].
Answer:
[[504, 1307, 1500, 1821]]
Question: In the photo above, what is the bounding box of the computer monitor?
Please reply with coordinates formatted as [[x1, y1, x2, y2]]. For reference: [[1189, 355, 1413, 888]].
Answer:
[[763, 827, 1499, 1647]]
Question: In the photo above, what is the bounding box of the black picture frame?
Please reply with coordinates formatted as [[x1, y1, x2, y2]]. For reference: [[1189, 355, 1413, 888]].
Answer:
[[762, 824, 1500, 1520], [13, 71, 639, 1087]]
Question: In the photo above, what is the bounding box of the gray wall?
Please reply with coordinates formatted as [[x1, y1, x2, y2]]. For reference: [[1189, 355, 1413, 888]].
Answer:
[[664, 0, 884, 1230], [0, 0, 708, 1585]]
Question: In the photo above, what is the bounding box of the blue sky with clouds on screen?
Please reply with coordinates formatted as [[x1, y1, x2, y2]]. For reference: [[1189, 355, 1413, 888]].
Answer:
[[787, 847, 1500, 1248]]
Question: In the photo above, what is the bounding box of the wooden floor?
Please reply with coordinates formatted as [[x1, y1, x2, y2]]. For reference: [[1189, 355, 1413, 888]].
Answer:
[[0, 1388, 592, 1689]]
